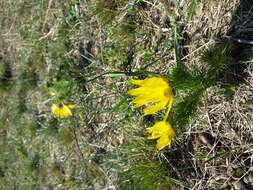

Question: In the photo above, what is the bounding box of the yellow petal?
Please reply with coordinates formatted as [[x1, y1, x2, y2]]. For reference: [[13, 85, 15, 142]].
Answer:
[[131, 78, 167, 87], [147, 121, 175, 150], [128, 77, 173, 116], [51, 104, 57, 113], [51, 103, 73, 118], [128, 87, 150, 96], [140, 77, 168, 88], [147, 121, 166, 139], [54, 109, 60, 118], [51, 104, 60, 117], [156, 135, 171, 150], [61, 105, 72, 117], [132, 95, 160, 108], [147, 128, 162, 140], [67, 104, 76, 109], [58, 107, 64, 118], [143, 99, 168, 116], [130, 79, 144, 85], [132, 97, 150, 108]]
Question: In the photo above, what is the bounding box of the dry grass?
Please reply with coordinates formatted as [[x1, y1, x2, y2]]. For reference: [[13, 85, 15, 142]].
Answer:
[[1, 0, 253, 189], [184, 0, 237, 66], [144, 0, 253, 189]]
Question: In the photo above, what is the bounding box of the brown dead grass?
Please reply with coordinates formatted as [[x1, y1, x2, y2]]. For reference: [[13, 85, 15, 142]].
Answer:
[[172, 1, 253, 189], [87, 0, 253, 189], [183, 0, 239, 68], [190, 65, 253, 189]]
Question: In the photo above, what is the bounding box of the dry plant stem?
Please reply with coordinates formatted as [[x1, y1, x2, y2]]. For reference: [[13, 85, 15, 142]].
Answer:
[[71, 118, 88, 173], [42, 0, 53, 32], [227, 36, 253, 45], [86, 70, 159, 83], [141, 53, 170, 70], [181, 40, 213, 61], [160, 153, 183, 180]]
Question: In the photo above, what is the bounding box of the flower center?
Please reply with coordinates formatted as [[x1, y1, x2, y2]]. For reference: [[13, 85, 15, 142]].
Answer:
[[58, 103, 63, 108], [164, 88, 171, 98]]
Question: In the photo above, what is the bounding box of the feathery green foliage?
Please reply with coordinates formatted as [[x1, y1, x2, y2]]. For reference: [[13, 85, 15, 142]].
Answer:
[[119, 163, 175, 190], [170, 41, 233, 129]]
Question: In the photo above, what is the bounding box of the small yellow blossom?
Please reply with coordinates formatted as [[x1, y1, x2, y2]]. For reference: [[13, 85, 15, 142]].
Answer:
[[51, 103, 76, 118], [128, 77, 173, 116], [48, 91, 56, 96], [147, 121, 175, 150]]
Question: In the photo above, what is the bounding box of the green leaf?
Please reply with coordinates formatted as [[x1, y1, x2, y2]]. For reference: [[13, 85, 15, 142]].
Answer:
[[187, 0, 197, 20]]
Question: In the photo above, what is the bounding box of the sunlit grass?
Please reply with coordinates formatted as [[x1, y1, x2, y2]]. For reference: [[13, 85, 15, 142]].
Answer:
[[1, 0, 253, 189]]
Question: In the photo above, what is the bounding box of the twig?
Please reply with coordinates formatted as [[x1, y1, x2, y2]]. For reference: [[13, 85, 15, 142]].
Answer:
[[181, 40, 213, 61], [141, 53, 170, 70], [71, 119, 88, 172], [85, 70, 159, 83], [226, 36, 253, 45], [42, 0, 53, 32]]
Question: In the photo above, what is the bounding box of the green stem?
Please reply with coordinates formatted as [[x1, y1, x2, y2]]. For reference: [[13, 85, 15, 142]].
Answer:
[[163, 97, 173, 121]]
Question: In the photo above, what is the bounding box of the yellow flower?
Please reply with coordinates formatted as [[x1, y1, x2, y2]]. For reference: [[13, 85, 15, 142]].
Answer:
[[128, 77, 173, 116], [48, 90, 56, 96], [128, 77, 175, 150], [147, 121, 175, 150], [51, 103, 76, 118]]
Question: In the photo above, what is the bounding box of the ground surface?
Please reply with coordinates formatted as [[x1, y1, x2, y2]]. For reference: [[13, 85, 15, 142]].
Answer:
[[0, 0, 253, 190]]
